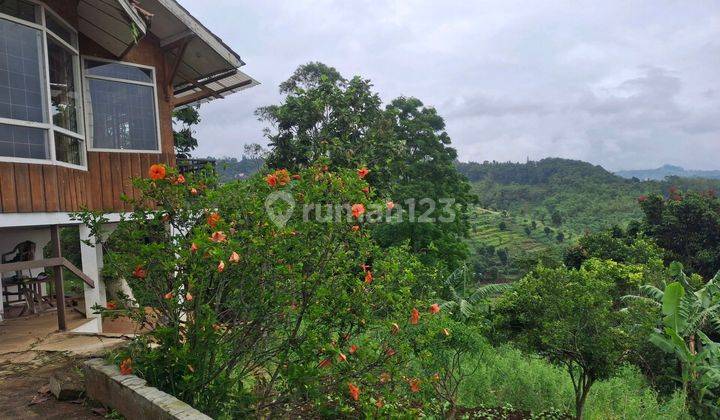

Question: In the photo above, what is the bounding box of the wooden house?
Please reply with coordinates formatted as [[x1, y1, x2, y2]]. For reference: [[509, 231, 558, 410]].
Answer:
[[0, 0, 257, 330]]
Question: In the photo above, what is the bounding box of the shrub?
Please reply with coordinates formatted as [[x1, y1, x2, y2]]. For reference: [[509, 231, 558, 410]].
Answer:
[[79, 163, 457, 417]]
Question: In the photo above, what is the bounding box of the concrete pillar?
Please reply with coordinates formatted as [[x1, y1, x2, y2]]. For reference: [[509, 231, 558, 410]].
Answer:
[[79, 224, 107, 320]]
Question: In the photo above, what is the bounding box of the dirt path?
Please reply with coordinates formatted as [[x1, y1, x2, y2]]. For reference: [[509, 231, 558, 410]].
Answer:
[[0, 352, 102, 419]]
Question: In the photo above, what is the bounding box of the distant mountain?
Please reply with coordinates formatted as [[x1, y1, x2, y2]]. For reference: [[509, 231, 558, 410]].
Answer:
[[616, 164, 720, 181]]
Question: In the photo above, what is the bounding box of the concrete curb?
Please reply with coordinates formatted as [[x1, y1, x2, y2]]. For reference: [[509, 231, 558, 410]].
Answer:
[[83, 358, 212, 420]]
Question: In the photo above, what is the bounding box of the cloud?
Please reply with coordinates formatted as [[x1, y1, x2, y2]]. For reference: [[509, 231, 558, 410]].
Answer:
[[182, 0, 720, 171]]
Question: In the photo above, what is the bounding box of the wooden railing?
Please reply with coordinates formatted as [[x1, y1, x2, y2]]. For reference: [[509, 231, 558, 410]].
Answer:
[[0, 226, 92, 331], [176, 158, 216, 174], [0, 258, 95, 289]]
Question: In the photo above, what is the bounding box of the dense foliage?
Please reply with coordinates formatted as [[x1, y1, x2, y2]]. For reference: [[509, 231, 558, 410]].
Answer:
[[493, 262, 636, 419], [639, 191, 720, 278], [258, 63, 475, 269], [81, 163, 470, 417]]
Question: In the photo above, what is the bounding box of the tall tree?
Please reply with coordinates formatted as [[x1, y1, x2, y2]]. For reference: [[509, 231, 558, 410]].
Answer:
[[258, 63, 475, 269]]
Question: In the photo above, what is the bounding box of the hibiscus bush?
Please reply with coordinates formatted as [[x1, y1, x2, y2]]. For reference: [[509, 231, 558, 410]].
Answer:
[[78, 161, 463, 417]]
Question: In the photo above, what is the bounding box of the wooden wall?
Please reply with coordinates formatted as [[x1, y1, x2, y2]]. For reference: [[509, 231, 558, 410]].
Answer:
[[0, 1, 178, 214], [0, 152, 174, 213]]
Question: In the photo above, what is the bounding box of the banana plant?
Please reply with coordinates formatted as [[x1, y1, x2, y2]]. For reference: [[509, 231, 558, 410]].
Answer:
[[649, 279, 720, 417], [439, 265, 510, 321], [623, 262, 720, 338]]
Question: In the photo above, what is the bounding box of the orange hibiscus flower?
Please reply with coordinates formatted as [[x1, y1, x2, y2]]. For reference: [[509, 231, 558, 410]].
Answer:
[[386, 201, 395, 210], [164, 292, 174, 300], [148, 164, 166, 180], [266, 173, 278, 187], [229, 251, 240, 263], [119, 358, 133, 375], [274, 169, 290, 186], [106, 301, 117, 310], [357, 167, 370, 179], [429, 303, 441, 314], [348, 383, 360, 401], [410, 308, 420, 325], [173, 174, 186, 185], [210, 231, 227, 243], [364, 271, 373, 284], [207, 212, 221, 228], [351, 204, 366, 219], [409, 378, 421, 393], [132, 265, 147, 279]]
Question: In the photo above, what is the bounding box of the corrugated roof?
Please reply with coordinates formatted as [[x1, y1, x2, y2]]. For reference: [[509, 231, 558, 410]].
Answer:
[[77, 0, 257, 107]]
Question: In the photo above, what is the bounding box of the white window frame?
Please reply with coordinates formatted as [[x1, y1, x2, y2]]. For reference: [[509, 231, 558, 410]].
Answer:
[[0, 0, 87, 170], [82, 56, 162, 154]]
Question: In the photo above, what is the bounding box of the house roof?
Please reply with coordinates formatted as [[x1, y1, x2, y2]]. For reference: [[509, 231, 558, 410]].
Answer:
[[77, 0, 258, 107]]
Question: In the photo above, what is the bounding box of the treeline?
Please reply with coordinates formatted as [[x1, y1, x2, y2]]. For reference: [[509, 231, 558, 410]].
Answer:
[[456, 158, 622, 185]]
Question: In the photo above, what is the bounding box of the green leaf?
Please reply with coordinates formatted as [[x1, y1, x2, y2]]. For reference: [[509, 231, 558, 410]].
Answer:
[[662, 282, 686, 331]]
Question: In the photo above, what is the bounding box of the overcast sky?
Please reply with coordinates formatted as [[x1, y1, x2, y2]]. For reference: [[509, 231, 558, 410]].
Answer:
[[180, 0, 720, 171]]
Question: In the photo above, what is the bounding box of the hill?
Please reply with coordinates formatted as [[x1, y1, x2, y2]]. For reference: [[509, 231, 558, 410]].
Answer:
[[616, 164, 720, 181], [457, 158, 720, 281]]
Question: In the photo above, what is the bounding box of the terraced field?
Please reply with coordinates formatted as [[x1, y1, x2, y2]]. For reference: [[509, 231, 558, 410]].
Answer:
[[467, 208, 568, 281]]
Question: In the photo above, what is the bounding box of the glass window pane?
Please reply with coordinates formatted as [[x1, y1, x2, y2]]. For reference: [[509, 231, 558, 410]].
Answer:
[[85, 60, 153, 83], [0, 123, 48, 159], [54, 131, 82, 165], [0, 18, 45, 123], [88, 78, 158, 150], [0, 0, 38, 23], [48, 37, 79, 132], [45, 14, 74, 46]]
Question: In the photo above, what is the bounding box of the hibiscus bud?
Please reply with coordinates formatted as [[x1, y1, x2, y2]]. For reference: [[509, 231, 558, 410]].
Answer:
[[229, 251, 240, 263], [185, 292, 193, 301], [338, 352, 347, 362], [190, 243, 199, 253], [164, 292, 174, 300], [217, 260, 225, 273], [386, 201, 395, 210]]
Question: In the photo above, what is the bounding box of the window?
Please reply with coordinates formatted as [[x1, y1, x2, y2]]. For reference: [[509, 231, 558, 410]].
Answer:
[[84, 59, 160, 152], [0, 0, 85, 167]]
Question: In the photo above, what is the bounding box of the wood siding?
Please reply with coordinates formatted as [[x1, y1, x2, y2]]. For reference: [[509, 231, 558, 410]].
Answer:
[[0, 1, 178, 214], [0, 153, 175, 213]]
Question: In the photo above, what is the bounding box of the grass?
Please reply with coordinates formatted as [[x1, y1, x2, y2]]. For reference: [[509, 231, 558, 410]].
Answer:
[[458, 342, 689, 419]]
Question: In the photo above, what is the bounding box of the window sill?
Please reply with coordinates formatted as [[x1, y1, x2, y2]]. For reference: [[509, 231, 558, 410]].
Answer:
[[0, 156, 87, 171]]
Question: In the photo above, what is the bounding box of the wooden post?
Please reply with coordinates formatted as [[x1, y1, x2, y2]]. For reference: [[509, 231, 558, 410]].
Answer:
[[50, 225, 66, 331]]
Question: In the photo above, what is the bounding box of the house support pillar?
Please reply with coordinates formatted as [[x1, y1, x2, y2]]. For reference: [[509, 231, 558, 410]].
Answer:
[[80, 224, 107, 325]]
